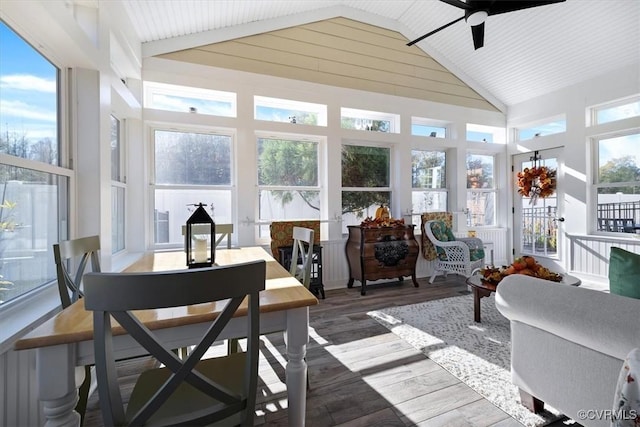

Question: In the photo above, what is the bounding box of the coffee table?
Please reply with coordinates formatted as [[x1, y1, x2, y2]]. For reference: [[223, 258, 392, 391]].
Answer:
[[466, 273, 581, 323]]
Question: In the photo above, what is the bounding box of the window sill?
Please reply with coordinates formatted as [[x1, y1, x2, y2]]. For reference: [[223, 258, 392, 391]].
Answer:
[[0, 283, 60, 354]]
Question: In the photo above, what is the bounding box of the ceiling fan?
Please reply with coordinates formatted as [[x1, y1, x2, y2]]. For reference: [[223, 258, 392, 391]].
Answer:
[[407, 0, 566, 50]]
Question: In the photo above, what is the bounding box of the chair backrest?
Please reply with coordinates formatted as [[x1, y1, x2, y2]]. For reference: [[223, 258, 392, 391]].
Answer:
[[181, 223, 234, 249], [290, 226, 314, 289], [53, 235, 101, 309], [269, 220, 320, 263], [83, 260, 265, 427], [420, 212, 453, 260]]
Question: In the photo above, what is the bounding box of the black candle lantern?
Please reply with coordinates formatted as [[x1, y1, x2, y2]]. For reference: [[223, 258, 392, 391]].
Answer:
[[185, 203, 215, 268]]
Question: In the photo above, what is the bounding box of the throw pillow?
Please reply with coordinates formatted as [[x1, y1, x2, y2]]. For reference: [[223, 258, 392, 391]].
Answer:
[[609, 247, 640, 299]]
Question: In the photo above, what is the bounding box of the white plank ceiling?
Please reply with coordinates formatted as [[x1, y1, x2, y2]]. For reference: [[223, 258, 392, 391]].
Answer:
[[118, 0, 640, 108]]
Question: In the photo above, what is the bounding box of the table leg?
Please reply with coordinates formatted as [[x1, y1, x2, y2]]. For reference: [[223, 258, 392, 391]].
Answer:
[[38, 345, 81, 427], [473, 287, 482, 323], [285, 307, 309, 426]]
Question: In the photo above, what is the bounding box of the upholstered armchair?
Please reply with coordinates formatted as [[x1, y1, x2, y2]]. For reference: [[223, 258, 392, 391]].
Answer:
[[424, 219, 485, 283]]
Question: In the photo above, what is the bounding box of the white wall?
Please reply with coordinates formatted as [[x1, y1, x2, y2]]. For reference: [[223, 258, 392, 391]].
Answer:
[[506, 63, 640, 281]]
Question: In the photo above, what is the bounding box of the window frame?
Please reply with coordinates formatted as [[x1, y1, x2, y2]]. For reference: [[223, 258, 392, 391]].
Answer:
[[411, 148, 448, 225], [148, 125, 236, 249], [591, 129, 640, 235], [466, 151, 497, 227], [110, 114, 126, 254]]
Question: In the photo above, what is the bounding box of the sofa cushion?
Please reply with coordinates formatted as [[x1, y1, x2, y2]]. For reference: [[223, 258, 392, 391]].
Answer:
[[609, 247, 640, 299]]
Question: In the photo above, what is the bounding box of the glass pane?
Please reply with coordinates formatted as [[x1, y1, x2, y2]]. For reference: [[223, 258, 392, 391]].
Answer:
[[111, 186, 125, 253], [596, 188, 640, 233], [341, 190, 390, 232], [598, 133, 640, 184], [257, 190, 320, 238], [153, 189, 232, 245], [154, 130, 232, 185], [145, 82, 236, 117], [467, 191, 496, 227], [467, 154, 494, 189], [520, 198, 558, 256], [412, 190, 447, 225], [518, 119, 566, 140], [257, 138, 318, 186], [341, 117, 391, 132], [411, 124, 446, 138], [255, 106, 318, 125], [0, 21, 59, 165], [596, 100, 640, 125], [412, 150, 445, 188], [342, 145, 390, 187], [110, 115, 120, 181], [0, 165, 66, 305]]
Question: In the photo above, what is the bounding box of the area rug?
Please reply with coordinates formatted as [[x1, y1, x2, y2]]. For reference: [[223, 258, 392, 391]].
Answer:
[[368, 294, 562, 427]]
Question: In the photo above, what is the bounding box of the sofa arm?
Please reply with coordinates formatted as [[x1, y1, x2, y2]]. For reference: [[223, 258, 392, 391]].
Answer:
[[495, 275, 640, 360]]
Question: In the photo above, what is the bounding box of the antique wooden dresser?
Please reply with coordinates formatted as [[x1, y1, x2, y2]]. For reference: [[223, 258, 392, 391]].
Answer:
[[345, 224, 419, 295]]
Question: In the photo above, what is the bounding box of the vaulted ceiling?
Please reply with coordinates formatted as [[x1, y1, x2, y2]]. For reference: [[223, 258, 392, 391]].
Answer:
[[120, 0, 640, 111]]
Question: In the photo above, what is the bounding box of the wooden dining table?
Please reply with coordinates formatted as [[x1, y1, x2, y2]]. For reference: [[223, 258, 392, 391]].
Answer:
[[14, 246, 318, 427]]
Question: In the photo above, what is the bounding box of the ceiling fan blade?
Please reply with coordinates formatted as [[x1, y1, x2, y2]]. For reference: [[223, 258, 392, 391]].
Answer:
[[407, 16, 465, 46], [439, 0, 473, 10], [471, 22, 485, 50], [488, 0, 566, 16]]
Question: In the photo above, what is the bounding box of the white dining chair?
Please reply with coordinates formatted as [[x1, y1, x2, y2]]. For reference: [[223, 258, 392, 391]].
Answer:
[[290, 226, 315, 290]]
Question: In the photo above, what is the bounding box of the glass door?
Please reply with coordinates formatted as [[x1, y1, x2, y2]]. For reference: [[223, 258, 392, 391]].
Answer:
[[513, 148, 564, 265]]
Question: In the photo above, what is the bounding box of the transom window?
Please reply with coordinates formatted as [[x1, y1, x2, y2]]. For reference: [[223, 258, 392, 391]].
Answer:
[[591, 96, 640, 125], [516, 117, 566, 141], [341, 108, 399, 133], [254, 96, 327, 126], [144, 81, 236, 117], [411, 117, 448, 138], [466, 123, 505, 144]]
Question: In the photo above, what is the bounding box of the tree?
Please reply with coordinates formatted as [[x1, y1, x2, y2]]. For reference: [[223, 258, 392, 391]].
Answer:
[[258, 138, 319, 210], [599, 156, 640, 193], [341, 145, 390, 215]]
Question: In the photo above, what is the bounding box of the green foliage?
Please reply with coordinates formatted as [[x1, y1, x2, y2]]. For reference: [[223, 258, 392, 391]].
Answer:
[[599, 156, 640, 193], [466, 156, 493, 188], [258, 138, 319, 210], [0, 200, 18, 232]]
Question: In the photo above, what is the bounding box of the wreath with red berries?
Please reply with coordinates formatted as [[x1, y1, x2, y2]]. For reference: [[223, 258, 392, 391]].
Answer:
[[517, 166, 556, 202]]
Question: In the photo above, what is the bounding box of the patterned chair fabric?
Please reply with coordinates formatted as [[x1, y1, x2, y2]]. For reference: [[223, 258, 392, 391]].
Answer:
[[420, 212, 453, 260], [269, 220, 320, 263]]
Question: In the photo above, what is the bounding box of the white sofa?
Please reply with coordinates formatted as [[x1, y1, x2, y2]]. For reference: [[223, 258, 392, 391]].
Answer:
[[495, 275, 640, 427]]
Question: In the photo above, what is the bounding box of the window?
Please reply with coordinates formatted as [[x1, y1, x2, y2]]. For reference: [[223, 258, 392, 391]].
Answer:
[[110, 115, 125, 253], [342, 144, 391, 232], [0, 21, 69, 305], [516, 117, 566, 141], [591, 97, 640, 125], [594, 132, 640, 233], [341, 108, 399, 133], [466, 123, 505, 144], [411, 117, 448, 138], [152, 129, 233, 246], [254, 96, 327, 126], [466, 153, 496, 226], [412, 150, 447, 224], [144, 81, 236, 117], [256, 135, 320, 238]]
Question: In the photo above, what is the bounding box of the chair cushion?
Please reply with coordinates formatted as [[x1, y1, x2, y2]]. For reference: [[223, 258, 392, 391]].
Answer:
[[609, 247, 640, 299], [430, 220, 456, 260]]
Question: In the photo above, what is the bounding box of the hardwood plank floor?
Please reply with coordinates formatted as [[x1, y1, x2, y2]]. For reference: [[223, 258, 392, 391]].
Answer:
[[84, 275, 575, 426]]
